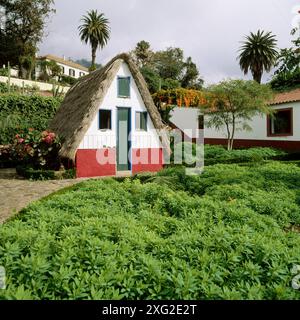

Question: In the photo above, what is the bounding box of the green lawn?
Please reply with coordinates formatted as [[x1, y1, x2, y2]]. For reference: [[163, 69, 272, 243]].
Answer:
[[0, 161, 300, 300]]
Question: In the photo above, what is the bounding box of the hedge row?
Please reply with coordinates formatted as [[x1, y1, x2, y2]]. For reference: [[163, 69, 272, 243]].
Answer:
[[204, 145, 287, 165], [0, 94, 62, 144]]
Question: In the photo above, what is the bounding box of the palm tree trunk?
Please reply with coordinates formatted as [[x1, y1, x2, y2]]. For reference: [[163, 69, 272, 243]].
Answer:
[[91, 45, 97, 71], [253, 70, 262, 84]]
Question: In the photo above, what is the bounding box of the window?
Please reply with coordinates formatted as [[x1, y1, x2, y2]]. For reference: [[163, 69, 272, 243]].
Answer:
[[136, 112, 147, 131], [69, 69, 76, 77], [99, 110, 112, 130], [198, 115, 204, 130], [61, 66, 65, 74], [118, 77, 130, 98], [268, 108, 293, 136], [79, 72, 85, 77]]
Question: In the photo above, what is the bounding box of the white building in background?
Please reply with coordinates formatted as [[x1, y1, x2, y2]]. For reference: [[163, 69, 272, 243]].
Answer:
[[36, 54, 89, 79], [169, 107, 203, 142], [204, 88, 300, 151]]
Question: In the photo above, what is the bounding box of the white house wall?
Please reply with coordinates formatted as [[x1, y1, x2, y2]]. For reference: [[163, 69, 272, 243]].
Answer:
[[55, 62, 88, 79], [79, 62, 161, 150], [170, 107, 201, 138], [204, 102, 300, 142]]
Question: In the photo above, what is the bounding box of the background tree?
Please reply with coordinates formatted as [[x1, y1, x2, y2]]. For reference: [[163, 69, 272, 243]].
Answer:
[[75, 58, 102, 70], [132, 40, 153, 68], [79, 10, 110, 71], [181, 56, 203, 89], [202, 79, 273, 150], [270, 30, 300, 91], [238, 30, 278, 84], [38, 60, 62, 82], [131, 41, 204, 93], [0, 0, 55, 79]]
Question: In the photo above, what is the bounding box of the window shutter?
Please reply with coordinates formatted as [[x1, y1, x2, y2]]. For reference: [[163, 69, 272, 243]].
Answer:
[[118, 77, 130, 97]]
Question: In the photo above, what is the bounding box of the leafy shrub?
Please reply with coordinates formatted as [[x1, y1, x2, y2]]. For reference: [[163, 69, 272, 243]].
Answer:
[[0, 94, 61, 145], [0, 162, 300, 300], [13, 129, 61, 170], [0, 68, 9, 77], [172, 142, 204, 167], [16, 166, 56, 180], [204, 145, 286, 165], [0, 82, 9, 93], [59, 75, 77, 86]]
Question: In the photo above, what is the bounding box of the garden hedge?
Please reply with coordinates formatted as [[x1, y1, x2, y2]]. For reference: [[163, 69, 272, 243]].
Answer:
[[0, 94, 62, 145]]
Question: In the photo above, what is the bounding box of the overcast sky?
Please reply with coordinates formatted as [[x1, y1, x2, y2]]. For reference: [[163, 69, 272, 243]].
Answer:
[[40, 0, 300, 84]]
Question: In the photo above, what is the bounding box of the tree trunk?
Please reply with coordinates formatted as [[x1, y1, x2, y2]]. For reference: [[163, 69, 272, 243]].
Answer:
[[91, 45, 97, 71], [229, 114, 236, 151], [225, 122, 231, 151], [253, 70, 262, 84], [20, 66, 27, 79]]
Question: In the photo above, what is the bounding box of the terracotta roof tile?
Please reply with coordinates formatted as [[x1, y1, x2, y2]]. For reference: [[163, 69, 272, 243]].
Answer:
[[271, 88, 300, 105]]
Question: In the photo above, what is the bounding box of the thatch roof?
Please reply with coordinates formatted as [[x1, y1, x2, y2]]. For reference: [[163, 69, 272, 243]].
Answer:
[[50, 53, 170, 162]]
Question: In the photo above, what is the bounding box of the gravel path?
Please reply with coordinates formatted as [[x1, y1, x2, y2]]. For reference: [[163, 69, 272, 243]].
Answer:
[[0, 169, 81, 224]]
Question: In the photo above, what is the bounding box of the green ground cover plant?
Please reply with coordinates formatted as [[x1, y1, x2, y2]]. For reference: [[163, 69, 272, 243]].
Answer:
[[0, 161, 299, 300], [204, 145, 286, 165]]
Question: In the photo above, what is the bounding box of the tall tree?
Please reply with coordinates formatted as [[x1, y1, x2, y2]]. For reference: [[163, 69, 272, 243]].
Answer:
[[181, 56, 203, 89], [153, 47, 185, 80], [202, 79, 273, 150], [0, 0, 55, 79], [132, 40, 153, 68], [79, 10, 110, 71], [238, 30, 278, 84], [270, 30, 300, 91]]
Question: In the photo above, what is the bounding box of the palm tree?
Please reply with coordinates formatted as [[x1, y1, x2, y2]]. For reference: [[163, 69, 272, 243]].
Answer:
[[79, 10, 110, 71], [238, 30, 278, 83]]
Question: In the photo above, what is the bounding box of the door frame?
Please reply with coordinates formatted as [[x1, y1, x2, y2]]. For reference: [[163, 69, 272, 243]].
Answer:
[[116, 107, 132, 172]]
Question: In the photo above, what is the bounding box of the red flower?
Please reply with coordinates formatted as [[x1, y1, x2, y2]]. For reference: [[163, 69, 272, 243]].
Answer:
[[49, 132, 56, 139], [43, 136, 53, 144]]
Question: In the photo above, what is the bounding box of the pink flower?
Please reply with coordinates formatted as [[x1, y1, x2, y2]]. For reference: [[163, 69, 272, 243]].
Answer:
[[49, 132, 56, 139], [43, 136, 53, 144], [18, 138, 25, 144]]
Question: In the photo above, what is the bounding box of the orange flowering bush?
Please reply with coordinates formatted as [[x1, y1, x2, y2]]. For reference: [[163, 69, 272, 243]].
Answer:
[[152, 88, 207, 108]]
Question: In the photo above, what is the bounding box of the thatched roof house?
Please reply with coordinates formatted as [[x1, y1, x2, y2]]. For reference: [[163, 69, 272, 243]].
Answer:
[[50, 53, 170, 178]]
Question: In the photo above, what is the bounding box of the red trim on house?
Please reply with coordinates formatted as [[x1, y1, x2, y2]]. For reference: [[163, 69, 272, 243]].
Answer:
[[204, 138, 300, 151], [76, 149, 116, 178], [76, 148, 164, 178], [132, 148, 164, 174]]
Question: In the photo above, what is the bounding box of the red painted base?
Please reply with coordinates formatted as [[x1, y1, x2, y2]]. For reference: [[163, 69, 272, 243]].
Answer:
[[132, 148, 164, 174], [204, 138, 300, 151], [76, 149, 116, 178], [76, 148, 164, 178]]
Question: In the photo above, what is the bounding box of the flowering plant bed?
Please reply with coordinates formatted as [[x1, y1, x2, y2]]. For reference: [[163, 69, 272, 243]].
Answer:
[[13, 128, 61, 170]]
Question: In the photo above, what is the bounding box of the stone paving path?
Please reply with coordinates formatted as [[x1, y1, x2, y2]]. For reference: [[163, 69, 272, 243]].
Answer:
[[0, 169, 81, 224]]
